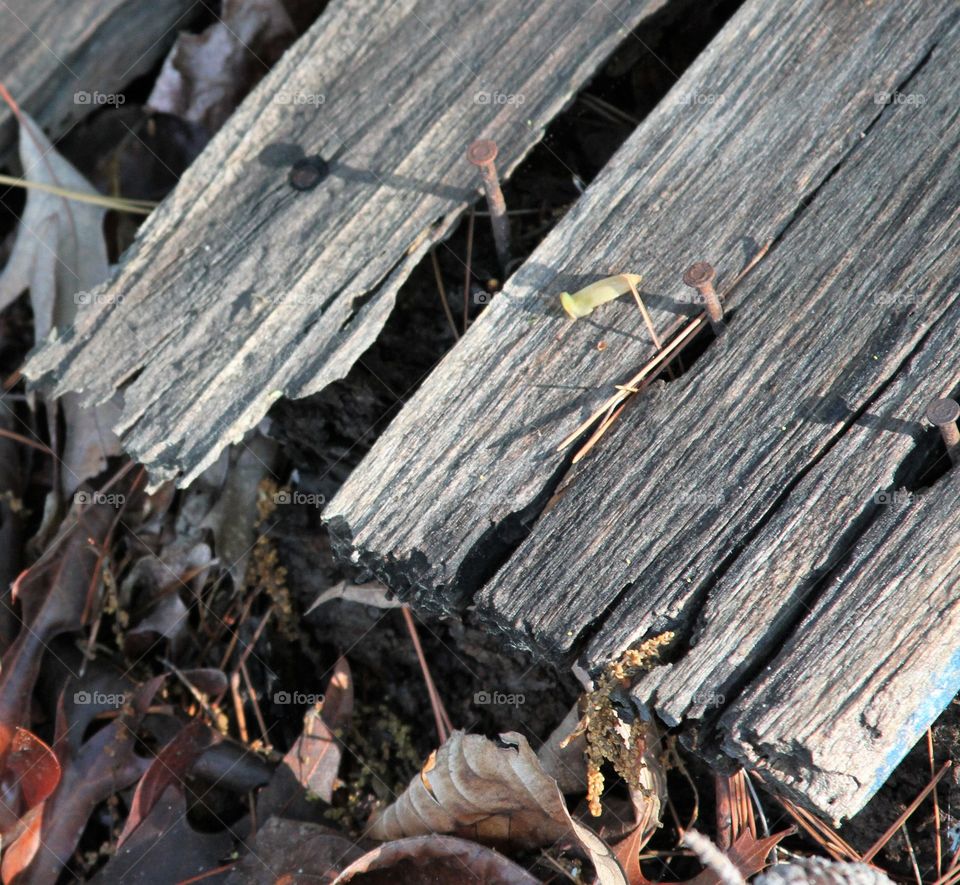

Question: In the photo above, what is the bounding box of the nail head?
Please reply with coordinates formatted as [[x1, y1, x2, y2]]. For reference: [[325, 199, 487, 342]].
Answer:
[[925, 397, 960, 427], [288, 155, 329, 191], [467, 139, 498, 167], [682, 261, 716, 289]]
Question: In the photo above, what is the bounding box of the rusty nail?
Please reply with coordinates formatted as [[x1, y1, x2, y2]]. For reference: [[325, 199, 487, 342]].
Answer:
[[683, 261, 724, 335], [467, 139, 510, 273], [925, 397, 960, 465], [288, 155, 329, 191]]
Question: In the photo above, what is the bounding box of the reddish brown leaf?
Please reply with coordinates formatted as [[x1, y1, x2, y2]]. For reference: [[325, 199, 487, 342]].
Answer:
[[687, 828, 795, 885], [5, 728, 60, 811], [333, 834, 541, 885], [1, 807, 42, 885], [613, 825, 654, 885], [0, 502, 114, 759], [259, 657, 353, 820], [13, 677, 165, 884], [118, 720, 216, 847]]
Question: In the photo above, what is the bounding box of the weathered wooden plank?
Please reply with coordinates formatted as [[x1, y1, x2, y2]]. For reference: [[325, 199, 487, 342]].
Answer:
[[479, 18, 960, 663], [325, 0, 953, 626], [485, 11, 960, 819], [722, 445, 960, 822], [0, 0, 197, 162], [24, 0, 672, 486]]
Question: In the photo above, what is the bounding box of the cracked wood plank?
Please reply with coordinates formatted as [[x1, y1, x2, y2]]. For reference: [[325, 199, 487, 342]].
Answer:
[[0, 0, 197, 163], [489, 9, 960, 819], [326, 0, 951, 617], [479, 7, 960, 665], [721, 464, 960, 822], [23, 0, 671, 486]]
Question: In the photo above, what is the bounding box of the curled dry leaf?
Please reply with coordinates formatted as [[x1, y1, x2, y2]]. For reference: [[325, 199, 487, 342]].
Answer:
[[333, 834, 541, 885], [0, 110, 120, 495], [147, 0, 296, 134], [754, 859, 895, 885], [537, 703, 588, 795], [307, 580, 402, 614], [368, 730, 627, 885]]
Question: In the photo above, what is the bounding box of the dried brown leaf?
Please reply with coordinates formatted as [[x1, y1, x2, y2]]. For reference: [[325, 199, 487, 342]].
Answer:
[[92, 785, 232, 884], [259, 657, 353, 819], [146, 0, 295, 134], [118, 720, 215, 847], [686, 828, 795, 885], [368, 730, 626, 884], [333, 834, 541, 884]]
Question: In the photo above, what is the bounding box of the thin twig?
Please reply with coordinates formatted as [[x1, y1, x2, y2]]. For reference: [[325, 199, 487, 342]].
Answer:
[[401, 605, 453, 743], [0, 426, 54, 455], [431, 249, 460, 341], [463, 207, 475, 335], [901, 824, 923, 885], [241, 660, 271, 749], [557, 315, 704, 452], [774, 791, 859, 862], [0, 172, 155, 214], [626, 275, 663, 351], [931, 729, 943, 879], [862, 761, 952, 863], [230, 671, 249, 744]]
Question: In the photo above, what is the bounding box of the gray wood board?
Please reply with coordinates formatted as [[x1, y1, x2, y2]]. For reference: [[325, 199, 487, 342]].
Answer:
[[325, 0, 953, 626], [23, 0, 671, 486], [490, 9, 960, 820], [723, 460, 960, 822], [0, 0, 197, 164]]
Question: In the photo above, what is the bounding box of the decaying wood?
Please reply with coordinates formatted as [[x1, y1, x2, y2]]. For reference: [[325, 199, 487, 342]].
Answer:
[[326, 0, 960, 819], [24, 0, 673, 487], [0, 0, 196, 163], [721, 446, 960, 822], [490, 11, 960, 820], [326, 0, 951, 611]]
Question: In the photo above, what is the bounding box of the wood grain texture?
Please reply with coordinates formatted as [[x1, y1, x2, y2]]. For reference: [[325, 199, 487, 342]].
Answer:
[[0, 0, 197, 163], [481, 12, 960, 665], [24, 0, 670, 486], [326, 0, 952, 621], [497, 10, 960, 819], [722, 435, 960, 823]]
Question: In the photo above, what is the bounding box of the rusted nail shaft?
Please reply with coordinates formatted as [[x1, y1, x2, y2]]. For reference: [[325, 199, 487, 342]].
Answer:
[[683, 261, 724, 335], [467, 139, 510, 273], [926, 397, 960, 465]]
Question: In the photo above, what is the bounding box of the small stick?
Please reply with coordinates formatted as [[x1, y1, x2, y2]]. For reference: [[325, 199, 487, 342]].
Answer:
[[572, 397, 631, 463], [0, 172, 155, 214], [230, 671, 249, 744], [557, 316, 705, 452], [241, 660, 271, 749], [862, 760, 952, 862], [401, 605, 453, 743], [463, 207, 475, 334], [774, 792, 858, 862], [626, 275, 663, 351], [430, 249, 459, 340], [930, 728, 943, 879], [901, 824, 923, 885]]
